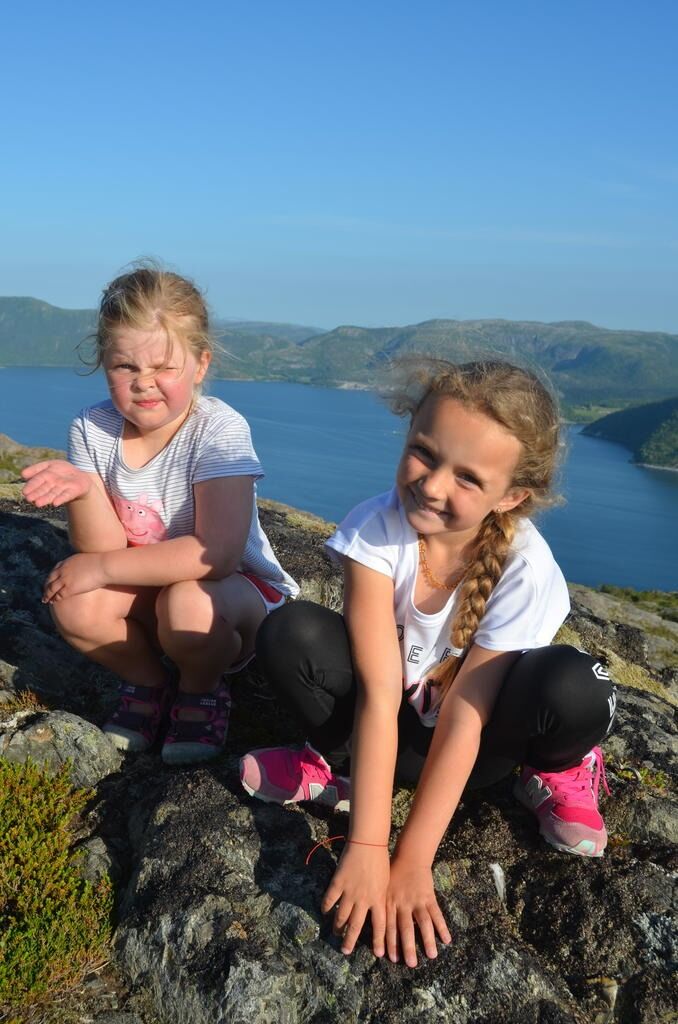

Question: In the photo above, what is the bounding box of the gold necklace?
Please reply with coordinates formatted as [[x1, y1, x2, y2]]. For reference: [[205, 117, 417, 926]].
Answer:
[[417, 534, 466, 592]]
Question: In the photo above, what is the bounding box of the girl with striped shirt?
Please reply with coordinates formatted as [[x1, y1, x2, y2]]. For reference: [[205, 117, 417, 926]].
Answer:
[[22, 265, 298, 764]]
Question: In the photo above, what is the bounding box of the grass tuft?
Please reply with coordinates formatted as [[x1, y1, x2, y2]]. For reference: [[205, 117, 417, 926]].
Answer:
[[0, 690, 46, 724]]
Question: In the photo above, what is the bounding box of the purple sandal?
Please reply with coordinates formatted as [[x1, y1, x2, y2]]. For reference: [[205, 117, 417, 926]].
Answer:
[[161, 679, 232, 765], [103, 681, 171, 753]]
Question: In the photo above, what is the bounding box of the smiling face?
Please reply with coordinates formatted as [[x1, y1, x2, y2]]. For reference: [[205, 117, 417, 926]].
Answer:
[[396, 395, 530, 545], [103, 327, 210, 439]]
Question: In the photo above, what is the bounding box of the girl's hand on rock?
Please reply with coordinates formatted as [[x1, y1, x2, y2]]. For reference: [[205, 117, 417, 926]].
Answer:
[[22, 460, 91, 508], [385, 856, 451, 968], [321, 844, 390, 958], [42, 553, 108, 603]]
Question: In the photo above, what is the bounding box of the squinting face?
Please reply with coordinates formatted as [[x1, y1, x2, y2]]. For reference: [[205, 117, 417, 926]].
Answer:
[[103, 328, 210, 438], [396, 395, 530, 544]]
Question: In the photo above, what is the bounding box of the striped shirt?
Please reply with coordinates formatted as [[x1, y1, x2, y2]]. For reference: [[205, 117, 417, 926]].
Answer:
[[67, 395, 299, 597]]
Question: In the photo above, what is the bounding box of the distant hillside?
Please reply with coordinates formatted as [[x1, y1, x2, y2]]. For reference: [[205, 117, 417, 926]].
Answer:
[[1, 297, 678, 410], [582, 396, 678, 469], [220, 320, 321, 343], [203, 317, 678, 408], [0, 298, 95, 365], [280, 319, 678, 407], [0, 297, 319, 374]]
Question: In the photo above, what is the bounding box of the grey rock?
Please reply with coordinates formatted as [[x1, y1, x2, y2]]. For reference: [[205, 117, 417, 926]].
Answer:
[[0, 491, 676, 1024], [79, 834, 118, 885], [0, 708, 121, 787], [602, 688, 676, 775], [607, 785, 678, 847], [114, 770, 593, 1024]]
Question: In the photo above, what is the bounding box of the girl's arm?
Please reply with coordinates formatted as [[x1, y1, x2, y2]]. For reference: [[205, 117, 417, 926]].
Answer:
[[386, 644, 520, 966], [42, 476, 254, 602], [21, 460, 127, 551], [320, 558, 402, 959]]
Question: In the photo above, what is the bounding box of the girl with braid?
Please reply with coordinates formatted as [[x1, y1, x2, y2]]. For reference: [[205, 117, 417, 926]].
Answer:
[[240, 359, 616, 967]]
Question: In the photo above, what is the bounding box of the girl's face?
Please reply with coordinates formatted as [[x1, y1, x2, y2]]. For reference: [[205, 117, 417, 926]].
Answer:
[[396, 395, 530, 544], [103, 327, 210, 438]]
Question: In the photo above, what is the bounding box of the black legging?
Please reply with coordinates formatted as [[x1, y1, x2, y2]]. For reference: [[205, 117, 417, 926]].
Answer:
[[255, 601, 617, 788]]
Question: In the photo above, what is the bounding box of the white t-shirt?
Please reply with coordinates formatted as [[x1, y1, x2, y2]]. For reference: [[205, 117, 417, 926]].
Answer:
[[325, 487, 569, 726], [68, 395, 299, 597]]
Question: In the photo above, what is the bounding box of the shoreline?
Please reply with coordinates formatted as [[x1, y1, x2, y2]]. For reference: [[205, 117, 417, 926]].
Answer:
[[637, 461, 678, 473]]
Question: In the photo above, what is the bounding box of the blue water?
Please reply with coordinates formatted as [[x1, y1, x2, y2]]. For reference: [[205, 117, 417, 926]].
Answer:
[[1, 367, 676, 591]]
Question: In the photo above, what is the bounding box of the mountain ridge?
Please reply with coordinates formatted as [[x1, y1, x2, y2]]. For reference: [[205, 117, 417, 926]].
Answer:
[[2, 296, 677, 411]]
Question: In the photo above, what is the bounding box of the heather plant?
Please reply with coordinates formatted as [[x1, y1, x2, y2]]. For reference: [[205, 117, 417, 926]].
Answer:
[[0, 759, 112, 1012]]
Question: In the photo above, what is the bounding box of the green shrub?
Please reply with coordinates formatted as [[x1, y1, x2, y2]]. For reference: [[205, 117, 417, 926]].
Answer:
[[0, 759, 112, 1013]]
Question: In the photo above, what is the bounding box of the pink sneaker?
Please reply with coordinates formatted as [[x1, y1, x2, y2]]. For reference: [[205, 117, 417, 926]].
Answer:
[[240, 742, 350, 813], [513, 747, 610, 857]]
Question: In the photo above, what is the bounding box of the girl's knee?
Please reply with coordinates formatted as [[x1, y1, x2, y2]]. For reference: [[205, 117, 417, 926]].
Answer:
[[51, 591, 113, 642], [156, 579, 207, 623], [508, 644, 616, 729], [256, 601, 342, 665]]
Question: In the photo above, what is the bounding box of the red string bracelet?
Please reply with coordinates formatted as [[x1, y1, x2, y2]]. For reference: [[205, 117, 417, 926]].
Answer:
[[305, 835, 389, 866]]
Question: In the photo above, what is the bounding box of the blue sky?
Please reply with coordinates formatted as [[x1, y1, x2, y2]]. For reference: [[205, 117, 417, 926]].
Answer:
[[1, 1, 677, 331]]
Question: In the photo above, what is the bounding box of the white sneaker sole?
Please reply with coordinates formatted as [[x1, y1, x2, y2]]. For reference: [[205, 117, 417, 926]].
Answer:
[[102, 724, 150, 753]]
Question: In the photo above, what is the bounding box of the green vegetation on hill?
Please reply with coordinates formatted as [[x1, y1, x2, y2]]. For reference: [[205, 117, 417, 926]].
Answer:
[[0, 297, 319, 374], [2, 298, 678, 409], [582, 396, 678, 469], [299, 318, 678, 406], [0, 298, 95, 366], [221, 319, 321, 343]]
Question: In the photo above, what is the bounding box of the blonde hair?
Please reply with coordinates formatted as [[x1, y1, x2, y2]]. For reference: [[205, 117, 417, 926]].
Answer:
[[388, 358, 562, 699], [84, 262, 214, 372]]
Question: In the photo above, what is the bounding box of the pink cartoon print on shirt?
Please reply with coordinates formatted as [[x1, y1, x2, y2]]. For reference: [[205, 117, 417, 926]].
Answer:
[[113, 495, 168, 546]]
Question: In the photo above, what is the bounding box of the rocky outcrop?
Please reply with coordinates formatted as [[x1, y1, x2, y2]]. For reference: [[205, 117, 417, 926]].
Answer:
[[0, 493, 675, 1024]]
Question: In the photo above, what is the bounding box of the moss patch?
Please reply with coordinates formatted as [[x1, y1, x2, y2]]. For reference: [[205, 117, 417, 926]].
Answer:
[[258, 498, 336, 536], [603, 650, 675, 705], [616, 765, 670, 794], [553, 623, 582, 648], [0, 760, 112, 1014]]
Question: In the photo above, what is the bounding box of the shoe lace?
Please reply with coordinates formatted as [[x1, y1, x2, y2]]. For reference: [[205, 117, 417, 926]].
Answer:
[[299, 753, 332, 786], [537, 749, 610, 805]]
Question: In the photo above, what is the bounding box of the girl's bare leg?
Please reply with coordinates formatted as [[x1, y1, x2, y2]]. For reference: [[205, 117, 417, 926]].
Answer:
[[50, 585, 166, 691], [156, 575, 267, 695]]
